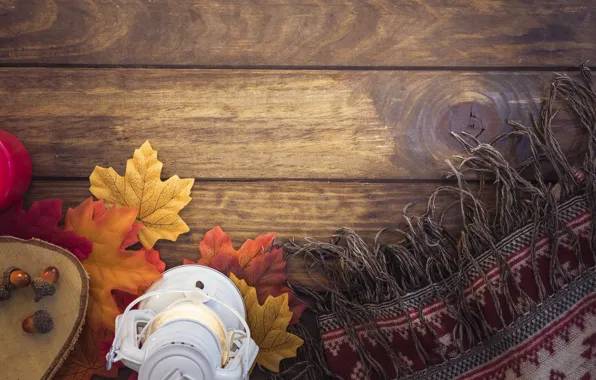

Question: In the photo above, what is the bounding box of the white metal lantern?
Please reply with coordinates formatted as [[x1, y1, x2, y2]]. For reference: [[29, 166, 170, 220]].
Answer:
[[106, 265, 258, 380]]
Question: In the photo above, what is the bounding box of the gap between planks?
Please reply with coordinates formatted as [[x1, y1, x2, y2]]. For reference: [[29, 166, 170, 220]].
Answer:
[[0, 63, 593, 72]]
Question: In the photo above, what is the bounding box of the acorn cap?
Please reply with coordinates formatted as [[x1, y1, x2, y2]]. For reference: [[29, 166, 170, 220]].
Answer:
[[0, 285, 9, 301], [2, 266, 18, 289], [31, 277, 56, 302], [33, 310, 54, 333]]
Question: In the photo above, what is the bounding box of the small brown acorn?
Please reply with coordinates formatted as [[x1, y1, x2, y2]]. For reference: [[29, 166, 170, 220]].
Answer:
[[2, 266, 31, 289], [22, 310, 54, 334], [32, 266, 59, 302], [40, 266, 59, 283], [10, 269, 31, 288]]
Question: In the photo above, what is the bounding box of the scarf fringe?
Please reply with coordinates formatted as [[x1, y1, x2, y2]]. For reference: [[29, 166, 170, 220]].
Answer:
[[279, 64, 596, 380]]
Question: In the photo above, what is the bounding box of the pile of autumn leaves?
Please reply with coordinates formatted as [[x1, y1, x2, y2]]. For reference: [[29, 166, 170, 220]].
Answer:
[[0, 142, 305, 379]]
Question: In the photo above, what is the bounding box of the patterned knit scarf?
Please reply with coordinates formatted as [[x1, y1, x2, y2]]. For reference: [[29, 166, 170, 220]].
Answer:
[[282, 65, 596, 380]]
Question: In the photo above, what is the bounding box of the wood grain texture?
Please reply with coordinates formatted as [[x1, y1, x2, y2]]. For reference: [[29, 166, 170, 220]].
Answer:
[[0, 68, 585, 179], [0, 0, 594, 66], [25, 179, 472, 271]]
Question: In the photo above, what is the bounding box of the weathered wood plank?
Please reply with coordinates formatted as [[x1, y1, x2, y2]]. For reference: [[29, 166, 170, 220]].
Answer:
[[0, 0, 594, 67], [0, 68, 585, 179], [24, 179, 470, 272]]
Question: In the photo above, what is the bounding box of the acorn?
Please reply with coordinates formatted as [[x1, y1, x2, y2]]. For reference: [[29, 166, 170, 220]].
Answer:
[[32, 266, 59, 302], [2, 266, 31, 289], [22, 310, 54, 334], [40, 266, 59, 283]]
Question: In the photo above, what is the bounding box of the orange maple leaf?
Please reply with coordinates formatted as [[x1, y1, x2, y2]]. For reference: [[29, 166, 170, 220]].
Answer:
[[185, 227, 307, 323], [195, 226, 236, 265], [96, 202, 166, 274], [234, 231, 277, 269], [63, 198, 163, 330], [53, 326, 120, 380], [194, 226, 274, 269]]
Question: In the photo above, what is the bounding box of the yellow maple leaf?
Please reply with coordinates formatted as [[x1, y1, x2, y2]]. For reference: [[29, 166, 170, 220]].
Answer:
[[89, 141, 195, 248], [63, 198, 163, 330], [229, 273, 304, 372]]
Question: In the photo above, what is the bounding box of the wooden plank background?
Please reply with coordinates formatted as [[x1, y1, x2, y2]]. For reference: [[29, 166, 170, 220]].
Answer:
[[26, 180, 476, 263], [1, 1, 594, 379], [0, 69, 586, 179], [0, 0, 594, 67]]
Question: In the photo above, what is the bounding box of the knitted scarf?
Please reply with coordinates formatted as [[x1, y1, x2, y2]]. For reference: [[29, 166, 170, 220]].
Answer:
[[281, 65, 596, 380]]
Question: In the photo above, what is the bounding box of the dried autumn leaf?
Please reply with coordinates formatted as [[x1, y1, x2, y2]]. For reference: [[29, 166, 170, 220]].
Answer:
[[63, 198, 163, 330], [185, 227, 307, 323], [235, 232, 276, 268], [195, 226, 275, 269], [91, 200, 166, 275], [236, 248, 286, 300], [144, 248, 166, 273], [89, 140, 194, 249], [184, 253, 241, 278], [54, 326, 120, 380], [112, 289, 140, 313], [186, 252, 306, 324], [57, 324, 139, 380], [281, 290, 307, 325], [236, 248, 307, 325], [55, 224, 163, 380], [0, 200, 92, 260], [229, 274, 303, 372], [197, 226, 236, 265]]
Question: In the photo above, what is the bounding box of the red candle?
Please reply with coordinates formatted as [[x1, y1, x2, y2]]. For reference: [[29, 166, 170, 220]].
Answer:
[[0, 130, 32, 211]]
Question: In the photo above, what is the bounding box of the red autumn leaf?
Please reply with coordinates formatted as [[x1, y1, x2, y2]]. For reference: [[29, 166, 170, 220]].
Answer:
[[186, 227, 242, 275], [121, 223, 144, 250], [49, 231, 93, 260], [235, 231, 277, 269], [236, 247, 286, 297], [112, 290, 139, 313], [54, 326, 120, 380], [236, 247, 307, 324], [99, 324, 139, 380], [184, 250, 242, 277], [0, 200, 92, 260], [0, 200, 62, 237], [58, 318, 142, 380], [196, 226, 236, 266], [184, 227, 306, 323], [279, 287, 308, 325], [143, 248, 166, 273], [99, 337, 140, 380], [194, 226, 274, 270], [98, 327, 139, 380]]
